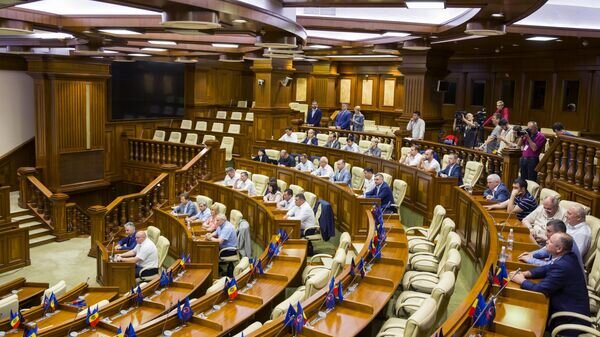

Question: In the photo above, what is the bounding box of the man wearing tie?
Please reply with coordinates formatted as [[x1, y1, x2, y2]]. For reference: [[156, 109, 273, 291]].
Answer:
[[331, 159, 351, 186], [364, 173, 395, 213], [172, 193, 199, 217], [335, 103, 352, 130], [439, 153, 463, 185], [306, 101, 322, 127]]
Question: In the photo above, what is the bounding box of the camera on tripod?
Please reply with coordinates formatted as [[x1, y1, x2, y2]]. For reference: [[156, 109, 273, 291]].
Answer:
[[513, 125, 530, 137], [474, 108, 487, 125]]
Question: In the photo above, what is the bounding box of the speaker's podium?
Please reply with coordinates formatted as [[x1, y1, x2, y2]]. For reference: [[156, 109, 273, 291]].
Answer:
[[96, 240, 136, 293]]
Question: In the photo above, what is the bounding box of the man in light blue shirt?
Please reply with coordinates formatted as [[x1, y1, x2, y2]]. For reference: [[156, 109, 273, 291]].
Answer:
[[331, 159, 351, 186], [172, 193, 199, 217], [518, 219, 583, 270], [186, 200, 211, 224], [206, 214, 238, 257]]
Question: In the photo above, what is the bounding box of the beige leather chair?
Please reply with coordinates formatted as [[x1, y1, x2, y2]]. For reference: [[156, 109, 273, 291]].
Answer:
[[402, 247, 461, 294], [559, 200, 591, 215], [409, 218, 455, 256], [167, 132, 182, 143], [139, 236, 169, 281], [271, 288, 307, 319], [338, 136, 347, 145], [377, 297, 437, 337], [180, 119, 192, 130], [265, 149, 281, 161], [230, 209, 243, 230], [339, 232, 352, 252], [213, 202, 227, 215], [540, 187, 561, 202], [42, 280, 67, 301], [207, 257, 251, 293], [212, 122, 224, 133], [406, 205, 446, 253], [409, 230, 461, 273], [358, 140, 370, 153], [202, 134, 216, 145], [146, 226, 160, 245], [400, 147, 411, 161], [236, 169, 252, 180], [548, 309, 600, 337], [153, 130, 166, 142], [252, 174, 270, 196], [230, 111, 242, 120], [351, 166, 365, 190], [195, 121, 207, 131], [245, 112, 254, 121], [289, 184, 304, 196], [277, 179, 287, 192], [228, 124, 241, 134], [271, 268, 329, 319], [184, 133, 198, 145], [196, 195, 213, 208], [393, 179, 408, 218], [216, 111, 227, 119], [302, 247, 346, 283], [304, 191, 318, 209], [394, 271, 455, 319], [463, 161, 484, 187], [526, 179, 541, 201], [237, 100, 247, 108], [585, 215, 600, 271], [381, 172, 393, 186], [233, 322, 262, 337], [316, 133, 328, 146], [441, 154, 449, 169], [380, 143, 393, 160], [220, 136, 234, 161], [364, 120, 376, 129], [587, 241, 600, 314], [0, 294, 19, 319], [294, 132, 307, 143]]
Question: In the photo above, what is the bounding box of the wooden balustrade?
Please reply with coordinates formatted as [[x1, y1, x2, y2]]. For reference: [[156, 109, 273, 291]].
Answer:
[[127, 138, 203, 167], [157, 125, 251, 157], [65, 202, 91, 235]]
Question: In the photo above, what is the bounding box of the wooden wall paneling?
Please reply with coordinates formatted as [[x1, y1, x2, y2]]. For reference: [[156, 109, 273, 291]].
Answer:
[[522, 72, 556, 126], [552, 71, 592, 131], [0, 138, 35, 191], [0, 227, 30, 273], [465, 72, 493, 113], [589, 71, 600, 134]]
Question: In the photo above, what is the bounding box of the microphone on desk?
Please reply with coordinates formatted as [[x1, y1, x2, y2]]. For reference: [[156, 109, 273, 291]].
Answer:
[[497, 206, 517, 242], [161, 300, 173, 336]]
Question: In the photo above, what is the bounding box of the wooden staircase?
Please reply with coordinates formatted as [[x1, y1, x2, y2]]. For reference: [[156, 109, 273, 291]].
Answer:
[[10, 196, 56, 247]]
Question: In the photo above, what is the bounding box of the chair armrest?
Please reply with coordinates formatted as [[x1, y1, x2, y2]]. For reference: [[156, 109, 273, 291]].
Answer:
[[551, 324, 600, 337], [405, 226, 429, 236], [588, 292, 600, 302], [308, 254, 333, 264], [406, 273, 438, 285], [395, 302, 420, 317], [408, 252, 435, 264], [549, 311, 594, 324], [219, 247, 238, 255]]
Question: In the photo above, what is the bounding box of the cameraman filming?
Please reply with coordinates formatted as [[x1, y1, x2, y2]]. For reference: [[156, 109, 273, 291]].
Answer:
[[453, 112, 479, 148], [516, 121, 546, 182]]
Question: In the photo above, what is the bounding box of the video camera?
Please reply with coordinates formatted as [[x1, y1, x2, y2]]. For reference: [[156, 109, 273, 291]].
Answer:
[[474, 108, 487, 125], [513, 125, 530, 137]]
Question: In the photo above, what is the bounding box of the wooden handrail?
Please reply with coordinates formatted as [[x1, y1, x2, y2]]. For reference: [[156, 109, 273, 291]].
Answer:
[[26, 175, 53, 199]]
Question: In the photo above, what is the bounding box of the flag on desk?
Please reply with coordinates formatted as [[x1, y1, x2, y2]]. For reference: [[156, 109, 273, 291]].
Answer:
[[135, 285, 144, 305], [227, 278, 239, 300], [186, 253, 191, 265], [493, 261, 509, 287], [44, 292, 58, 313], [277, 228, 289, 244], [254, 258, 264, 275], [484, 297, 496, 328], [9, 309, 23, 329], [86, 305, 100, 328], [334, 281, 344, 302], [24, 324, 37, 337], [180, 252, 186, 269], [125, 322, 136, 337], [470, 292, 488, 327], [357, 258, 365, 278], [374, 240, 382, 260], [115, 326, 124, 337], [487, 263, 495, 287], [325, 277, 337, 310], [294, 302, 306, 333], [169, 270, 174, 285], [159, 270, 170, 288], [350, 258, 356, 277], [267, 242, 279, 258], [284, 304, 296, 327], [177, 297, 193, 323], [371, 203, 384, 227]]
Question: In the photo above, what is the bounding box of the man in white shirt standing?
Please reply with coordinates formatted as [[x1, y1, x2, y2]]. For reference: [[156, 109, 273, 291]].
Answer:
[[278, 189, 295, 210], [362, 167, 376, 194], [279, 127, 298, 143], [419, 149, 441, 174], [115, 231, 158, 278], [223, 167, 240, 187], [401, 145, 422, 167], [406, 111, 425, 140], [342, 136, 360, 153], [295, 154, 314, 172], [312, 156, 334, 179], [285, 193, 316, 231], [234, 171, 257, 196], [565, 204, 592, 257]]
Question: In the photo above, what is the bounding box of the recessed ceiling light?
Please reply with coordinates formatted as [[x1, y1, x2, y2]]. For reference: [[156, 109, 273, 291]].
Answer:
[[512, 43, 519, 47], [491, 13, 504, 18], [304, 58, 318, 62], [305, 44, 332, 49], [99, 29, 141, 35], [141, 47, 167, 52], [556, 39, 563, 42], [174, 57, 198, 63], [82, 30, 92, 34], [212, 43, 239, 48], [148, 40, 176, 45], [103, 50, 118, 54], [405, 1, 445, 9], [30, 31, 74, 39], [526, 36, 558, 41], [383, 32, 410, 37], [128, 53, 151, 57], [293, 57, 305, 61], [232, 19, 247, 24], [327, 54, 398, 59]]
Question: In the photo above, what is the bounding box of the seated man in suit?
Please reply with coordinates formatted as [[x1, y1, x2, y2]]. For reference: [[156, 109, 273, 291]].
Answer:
[[172, 193, 199, 217], [522, 195, 566, 246], [331, 159, 351, 186], [115, 231, 158, 278], [115, 222, 136, 250], [253, 148, 270, 162], [334, 103, 352, 130], [301, 129, 318, 145], [312, 156, 334, 179], [323, 133, 341, 149], [484, 178, 537, 220], [205, 214, 238, 257], [483, 174, 509, 202], [223, 167, 240, 187], [306, 101, 322, 127], [364, 173, 396, 213], [285, 193, 316, 231], [510, 233, 590, 336], [518, 220, 583, 269], [277, 150, 296, 167], [233, 171, 257, 196], [364, 138, 382, 157], [438, 153, 463, 185]]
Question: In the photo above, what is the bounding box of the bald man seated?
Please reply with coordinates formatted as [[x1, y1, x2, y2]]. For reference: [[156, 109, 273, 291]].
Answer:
[[114, 231, 159, 278]]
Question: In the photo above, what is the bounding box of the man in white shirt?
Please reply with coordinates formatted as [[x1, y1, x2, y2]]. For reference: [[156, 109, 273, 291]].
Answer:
[[522, 196, 566, 245], [342, 136, 360, 153], [115, 231, 158, 278], [419, 149, 441, 174], [362, 167, 375, 194], [295, 154, 314, 172], [279, 127, 298, 143], [565, 204, 592, 257], [285, 193, 316, 231], [401, 145, 422, 167], [278, 189, 295, 210], [312, 156, 334, 178], [223, 167, 240, 187], [331, 159, 352, 186], [186, 200, 211, 224], [234, 171, 257, 196], [406, 111, 425, 140]]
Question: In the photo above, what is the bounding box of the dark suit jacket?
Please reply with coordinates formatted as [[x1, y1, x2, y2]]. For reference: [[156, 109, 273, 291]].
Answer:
[[278, 156, 296, 167], [483, 183, 510, 202], [521, 252, 590, 335], [307, 108, 322, 127], [439, 164, 463, 186], [365, 182, 395, 213], [335, 110, 352, 130], [253, 155, 269, 163], [302, 137, 318, 145]]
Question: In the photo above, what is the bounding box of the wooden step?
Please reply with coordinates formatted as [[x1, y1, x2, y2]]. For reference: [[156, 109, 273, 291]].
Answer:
[[12, 214, 36, 223], [29, 234, 56, 247], [18, 220, 44, 230], [29, 227, 51, 239]]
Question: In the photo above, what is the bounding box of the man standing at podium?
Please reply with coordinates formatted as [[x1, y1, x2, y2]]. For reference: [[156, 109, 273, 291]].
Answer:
[[115, 231, 159, 278], [115, 222, 136, 250]]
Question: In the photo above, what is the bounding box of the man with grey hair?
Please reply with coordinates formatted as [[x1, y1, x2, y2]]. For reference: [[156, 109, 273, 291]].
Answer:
[[364, 138, 381, 157], [115, 230, 158, 278], [205, 214, 238, 256], [223, 167, 240, 187], [312, 156, 334, 178], [186, 200, 211, 224], [565, 204, 592, 257], [483, 174, 509, 202], [522, 195, 566, 246], [115, 222, 136, 250]]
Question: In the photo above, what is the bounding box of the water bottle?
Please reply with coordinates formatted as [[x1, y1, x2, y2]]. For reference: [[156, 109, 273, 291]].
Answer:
[[499, 246, 507, 263], [507, 229, 514, 252]]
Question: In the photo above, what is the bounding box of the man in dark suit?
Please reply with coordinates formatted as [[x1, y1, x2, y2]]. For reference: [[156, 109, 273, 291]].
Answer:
[[334, 103, 351, 130], [439, 153, 463, 186], [483, 173, 510, 202], [306, 101, 322, 127], [510, 233, 590, 336], [365, 173, 396, 213]]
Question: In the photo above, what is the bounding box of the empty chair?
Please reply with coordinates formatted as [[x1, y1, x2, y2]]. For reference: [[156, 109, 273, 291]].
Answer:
[[271, 269, 329, 319], [526, 179, 541, 201], [230, 111, 243, 120], [394, 271, 456, 320], [202, 134, 216, 144], [167, 132, 182, 143], [216, 111, 227, 119], [376, 298, 438, 337], [393, 179, 408, 218], [304, 191, 318, 209], [228, 124, 241, 134], [409, 218, 455, 256], [338, 136, 347, 145], [277, 179, 288, 192], [540, 187, 561, 202], [405, 205, 446, 251], [351, 166, 365, 190], [153, 130, 166, 141], [409, 228, 461, 273], [402, 247, 461, 294], [441, 154, 449, 169], [294, 132, 307, 143], [381, 172, 393, 186], [302, 247, 346, 282], [146, 226, 161, 245], [184, 133, 198, 145], [232, 322, 262, 337], [180, 119, 192, 129], [220, 136, 234, 161], [207, 257, 251, 293], [463, 161, 484, 187], [316, 133, 328, 146], [212, 122, 224, 132], [195, 121, 208, 131], [213, 202, 227, 215], [252, 174, 270, 196], [265, 149, 281, 161], [0, 294, 19, 320], [41, 280, 67, 302], [358, 140, 371, 153], [380, 143, 393, 160], [196, 195, 213, 208], [245, 112, 254, 121], [230, 209, 244, 230], [289, 184, 304, 196], [559, 200, 591, 215], [271, 288, 307, 319]]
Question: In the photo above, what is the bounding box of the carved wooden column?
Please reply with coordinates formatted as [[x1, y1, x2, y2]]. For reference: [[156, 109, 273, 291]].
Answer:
[[87, 205, 107, 257], [17, 167, 37, 209], [204, 139, 225, 181], [502, 147, 522, 186], [50, 192, 69, 241], [160, 164, 178, 205]]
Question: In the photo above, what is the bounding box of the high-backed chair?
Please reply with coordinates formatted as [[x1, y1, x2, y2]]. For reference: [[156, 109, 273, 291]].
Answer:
[[364, 120, 376, 129], [394, 271, 456, 319], [228, 124, 241, 134], [393, 179, 408, 218], [409, 230, 461, 273], [245, 112, 254, 121], [358, 140, 370, 153], [409, 218, 455, 256], [351, 166, 365, 190], [441, 154, 449, 169], [463, 161, 484, 187], [213, 202, 227, 215], [230, 111, 242, 120], [271, 288, 307, 320], [400, 147, 411, 160], [294, 132, 307, 143], [302, 247, 346, 283], [316, 133, 328, 146], [146, 226, 160, 245], [180, 119, 192, 130], [232, 322, 263, 337], [153, 130, 166, 142], [271, 269, 329, 319], [402, 247, 461, 294], [220, 136, 234, 161], [540, 187, 561, 202], [381, 172, 393, 186], [289, 184, 304, 196], [230, 209, 243, 230], [277, 179, 287, 192], [338, 136, 347, 145], [167, 132, 182, 143], [207, 257, 251, 293], [0, 294, 19, 320], [265, 149, 281, 161], [339, 232, 352, 251], [304, 191, 318, 209], [559, 200, 591, 215], [252, 174, 270, 196], [377, 298, 438, 337], [216, 111, 227, 119], [195, 121, 207, 131], [585, 215, 600, 271], [42, 280, 67, 301], [196, 195, 213, 208], [184, 133, 198, 145], [587, 241, 600, 314], [139, 236, 169, 281], [202, 134, 216, 145], [380, 143, 393, 160], [406, 205, 446, 253], [212, 122, 224, 132], [526, 179, 541, 201]]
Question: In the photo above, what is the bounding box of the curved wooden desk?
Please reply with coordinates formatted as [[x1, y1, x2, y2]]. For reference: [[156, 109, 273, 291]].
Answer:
[[0, 277, 48, 308]]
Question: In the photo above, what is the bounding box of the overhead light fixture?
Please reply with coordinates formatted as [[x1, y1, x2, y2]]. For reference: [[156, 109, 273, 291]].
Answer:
[[255, 35, 297, 48], [103, 49, 119, 54], [402, 39, 431, 50], [431, 35, 484, 44], [161, 10, 221, 29], [174, 56, 198, 63], [491, 13, 504, 18], [405, 1, 445, 9], [218, 54, 244, 62], [293, 57, 305, 61], [128, 53, 151, 57], [305, 44, 332, 50], [0, 20, 33, 35], [141, 47, 167, 52], [304, 58, 318, 62], [526, 36, 558, 41], [232, 19, 247, 24], [148, 40, 176, 45], [212, 43, 238, 48], [30, 30, 74, 39], [99, 29, 141, 35], [373, 43, 400, 54], [243, 51, 270, 61], [383, 32, 410, 37], [465, 21, 506, 36], [327, 54, 398, 59]]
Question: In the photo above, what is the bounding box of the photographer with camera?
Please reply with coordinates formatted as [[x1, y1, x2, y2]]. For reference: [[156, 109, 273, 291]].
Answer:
[[453, 111, 479, 148], [516, 121, 546, 182], [478, 112, 502, 154], [483, 100, 510, 126], [497, 118, 517, 154]]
